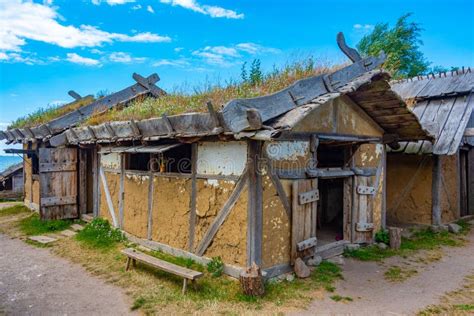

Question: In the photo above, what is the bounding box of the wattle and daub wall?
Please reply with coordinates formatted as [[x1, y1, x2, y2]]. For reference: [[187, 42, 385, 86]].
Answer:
[[386, 153, 459, 225]]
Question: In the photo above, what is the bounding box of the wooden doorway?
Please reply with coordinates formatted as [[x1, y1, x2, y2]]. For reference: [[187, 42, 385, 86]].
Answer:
[[460, 148, 474, 216], [79, 148, 96, 215]]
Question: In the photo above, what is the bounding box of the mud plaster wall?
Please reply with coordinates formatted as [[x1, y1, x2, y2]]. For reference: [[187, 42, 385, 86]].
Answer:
[[265, 141, 311, 170], [99, 172, 120, 224], [261, 175, 291, 268], [354, 144, 385, 232], [193, 178, 248, 267], [387, 153, 459, 225], [152, 176, 191, 250], [122, 173, 149, 239]]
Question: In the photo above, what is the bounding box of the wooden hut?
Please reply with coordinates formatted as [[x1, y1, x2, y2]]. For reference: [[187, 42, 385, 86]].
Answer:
[[0, 163, 24, 199], [17, 36, 427, 277], [387, 69, 474, 226]]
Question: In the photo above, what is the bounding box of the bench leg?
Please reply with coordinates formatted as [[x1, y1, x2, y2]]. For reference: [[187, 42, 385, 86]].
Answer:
[[125, 257, 131, 271], [192, 279, 197, 291], [182, 279, 188, 295], [132, 259, 137, 267]]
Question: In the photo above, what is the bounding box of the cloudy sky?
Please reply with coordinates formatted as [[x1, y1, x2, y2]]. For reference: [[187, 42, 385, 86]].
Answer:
[[0, 0, 473, 153]]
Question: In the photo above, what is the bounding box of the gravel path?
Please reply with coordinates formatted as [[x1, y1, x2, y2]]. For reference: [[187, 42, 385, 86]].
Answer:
[[297, 228, 474, 315], [0, 233, 134, 315]]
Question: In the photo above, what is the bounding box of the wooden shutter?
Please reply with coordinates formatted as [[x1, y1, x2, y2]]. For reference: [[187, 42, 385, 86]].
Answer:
[[291, 179, 318, 264], [39, 148, 78, 220], [353, 176, 375, 243]]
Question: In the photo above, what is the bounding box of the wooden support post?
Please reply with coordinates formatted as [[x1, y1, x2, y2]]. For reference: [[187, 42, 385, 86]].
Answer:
[[118, 153, 125, 228], [78, 149, 87, 215], [125, 257, 131, 271], [147, 168, 154, 240], [432, 155, 442, 226], [182, 279, 188, 295], [99, 166, 119, 227], [382, 146, 387, 229], [92, 148, 99, 217], [247, 141, 263, 266], [389, 227, 402, 249], [188, 143, 198, 252]]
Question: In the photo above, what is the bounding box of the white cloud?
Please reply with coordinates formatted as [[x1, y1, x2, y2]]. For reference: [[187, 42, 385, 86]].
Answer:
[[153, 58, 189, 67], [160, 0, 243, 19], [0, 52, 8, 60], [147, 5, 155, 13], [131, 4, 142, 10], [353, 23, 374, 30], [0, 52, 43, 65], [90, 48, 104, 54], [174, 47, 184, 52], [108, 51, 146, 63], [192, 42, 280, 66], [0, 1, 171, 53], [92, 0, 135, 5], [66, 53, 100, 66]]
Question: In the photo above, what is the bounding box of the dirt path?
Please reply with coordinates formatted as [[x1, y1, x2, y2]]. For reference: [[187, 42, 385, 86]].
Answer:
[[297, 230, 474, 315], [0, 233, 135, 315]]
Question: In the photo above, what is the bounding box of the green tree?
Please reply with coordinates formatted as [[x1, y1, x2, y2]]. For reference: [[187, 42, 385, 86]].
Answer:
[[357, 13, 429, 78]]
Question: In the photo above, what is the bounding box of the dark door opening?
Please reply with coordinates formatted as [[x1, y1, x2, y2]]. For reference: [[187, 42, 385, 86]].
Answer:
[[317, 178, 344, 246]]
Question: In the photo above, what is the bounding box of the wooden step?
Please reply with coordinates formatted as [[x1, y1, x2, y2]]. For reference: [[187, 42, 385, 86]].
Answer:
[[81, 213, 94, 223], [314, 240, 349, 259]]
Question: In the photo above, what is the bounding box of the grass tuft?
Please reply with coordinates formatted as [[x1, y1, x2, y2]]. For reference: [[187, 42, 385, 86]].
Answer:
[[345, 225, 471, 262], [18, 213, 72, 235], [0, 204, 30, 217], [384, 266, 418, 282], [330, 295, 353, 302], [76, 218, 126, 249]]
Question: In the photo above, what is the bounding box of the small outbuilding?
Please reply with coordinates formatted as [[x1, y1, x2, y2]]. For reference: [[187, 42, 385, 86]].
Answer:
[[0, 163, 24, 199], [387, 69, 474, 226]]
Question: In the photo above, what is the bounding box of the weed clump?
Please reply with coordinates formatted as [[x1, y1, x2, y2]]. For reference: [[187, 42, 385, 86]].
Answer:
[[76, 218, 125, 249], [19, 213, 72, 235], [207, 256, 224, 277], [375, 229, 390, 245]]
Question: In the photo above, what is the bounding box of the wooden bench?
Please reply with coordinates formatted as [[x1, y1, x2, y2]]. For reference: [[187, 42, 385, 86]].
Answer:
[[121, 248, 203, 294]]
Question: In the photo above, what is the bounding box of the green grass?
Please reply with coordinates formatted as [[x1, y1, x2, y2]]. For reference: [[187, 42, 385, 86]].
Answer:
[[454, 304, 474, 311], [76, 218, 125, 249], [311, 261, 344, 291], [0, 204, 30, 217], [330, 295, 353, 302], [18, 213, 72, 235], [384, 266, 418, 282], [345, 223, 471, 262]]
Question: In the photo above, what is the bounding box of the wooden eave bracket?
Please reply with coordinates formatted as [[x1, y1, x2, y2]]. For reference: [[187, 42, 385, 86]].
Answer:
[[68, 90, 82, 100]]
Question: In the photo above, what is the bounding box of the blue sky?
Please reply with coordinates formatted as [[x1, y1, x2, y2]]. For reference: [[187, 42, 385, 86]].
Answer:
[[0, 0, 473, 152]]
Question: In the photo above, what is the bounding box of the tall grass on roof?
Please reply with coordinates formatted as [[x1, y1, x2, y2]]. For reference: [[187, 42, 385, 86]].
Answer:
[[9, 96, 94, 129], [85, 57, 337, 126]]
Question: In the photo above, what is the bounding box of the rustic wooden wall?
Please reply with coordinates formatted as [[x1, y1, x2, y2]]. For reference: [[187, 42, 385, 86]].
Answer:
[[23, 143, 40, 211]]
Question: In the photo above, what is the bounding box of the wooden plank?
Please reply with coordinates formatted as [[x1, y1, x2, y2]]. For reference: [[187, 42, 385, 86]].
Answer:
[[39, 162, 76, 172], [299, 189, 319, 204], [188, 143, 198, 252], [246, 140, 263, 266], [147, 168, 154, 240], [431, 155, 442, 225], [41, 196, 77, 207], [99, 166, 119, 227], [296, 236, 317, 251], [336, 32, 362, 62], [195, 171, 249, 256], [118, 154, 125, 229], [121, 248, 203, 279]]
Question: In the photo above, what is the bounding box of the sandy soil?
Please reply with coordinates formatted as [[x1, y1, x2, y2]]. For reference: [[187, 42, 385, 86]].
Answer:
[[0, 234, 135, 315], [296, 229, 474, 315]]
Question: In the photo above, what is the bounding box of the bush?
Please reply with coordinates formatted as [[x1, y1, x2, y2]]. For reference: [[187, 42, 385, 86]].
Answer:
[[207, 256, 224, 277], [375, 229, 390, 245], [76, 218, 125, 249]]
